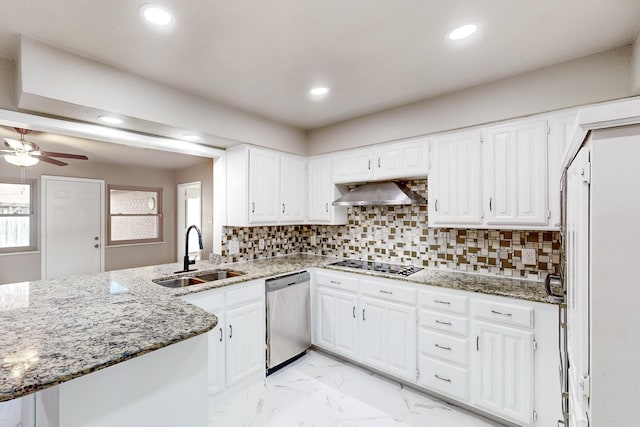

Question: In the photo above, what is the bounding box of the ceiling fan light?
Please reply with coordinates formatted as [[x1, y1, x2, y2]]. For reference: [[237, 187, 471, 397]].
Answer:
[[5, 153, 39, 167], [4, 137, 23, 150]]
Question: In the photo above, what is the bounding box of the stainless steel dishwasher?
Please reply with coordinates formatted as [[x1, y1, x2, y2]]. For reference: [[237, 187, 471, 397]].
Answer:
[[266, 270, 311, 375]]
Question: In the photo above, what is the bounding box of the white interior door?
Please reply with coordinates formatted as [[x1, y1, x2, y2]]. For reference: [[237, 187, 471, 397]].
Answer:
[[177, 181, 202, 261], [42, 176, 104, 280]]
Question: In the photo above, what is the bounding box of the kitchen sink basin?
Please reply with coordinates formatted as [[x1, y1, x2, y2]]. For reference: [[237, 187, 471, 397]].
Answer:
[[153, 276, 206, 288], [194, 270, 245, 281], [153, 269, 246, 288]]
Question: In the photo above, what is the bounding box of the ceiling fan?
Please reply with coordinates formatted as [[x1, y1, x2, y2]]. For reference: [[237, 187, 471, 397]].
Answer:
[[1, 128, 89, 167]]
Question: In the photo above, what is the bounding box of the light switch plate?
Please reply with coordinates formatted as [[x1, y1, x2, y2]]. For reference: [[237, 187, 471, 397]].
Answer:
[[258, 239, 265, 250], [228, 240, 240, 255], [522, 248, 537, 265]]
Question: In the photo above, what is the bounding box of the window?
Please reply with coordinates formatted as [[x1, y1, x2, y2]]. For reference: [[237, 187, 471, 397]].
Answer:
[[0, 179, 36, 253], [107, 185, 163, 245]]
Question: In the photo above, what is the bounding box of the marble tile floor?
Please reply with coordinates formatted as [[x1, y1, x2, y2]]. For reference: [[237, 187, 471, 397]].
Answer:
[[209, 350, 503, 427]]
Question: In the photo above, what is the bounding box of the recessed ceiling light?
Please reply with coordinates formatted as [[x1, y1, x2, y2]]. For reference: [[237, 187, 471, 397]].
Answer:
[[139, 4, 173, 26], [182, 134, 201, 142], [98, 115, 124, 125], [447, 24, 478, 41], [310, 87, 329, 96]]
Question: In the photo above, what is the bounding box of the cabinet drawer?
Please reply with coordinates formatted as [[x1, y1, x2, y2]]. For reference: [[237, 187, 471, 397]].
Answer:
[[472, 299, 534, 329], [420, 309, 468, 336], [181, 290, 224, 313], [225, 282, 264, 307], [419, 290, 468, 314], [418, 356, 468, 402], [316, 270, 359, 293], [419, 329, 468, 366], [360, 280, 417, 305]]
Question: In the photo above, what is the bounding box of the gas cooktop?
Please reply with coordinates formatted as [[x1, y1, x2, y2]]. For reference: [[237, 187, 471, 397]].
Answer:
[[329, 259, 423, 277]]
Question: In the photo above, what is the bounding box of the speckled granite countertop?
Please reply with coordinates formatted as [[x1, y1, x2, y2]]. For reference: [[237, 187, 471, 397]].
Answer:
[[0, 253, 553, 402]]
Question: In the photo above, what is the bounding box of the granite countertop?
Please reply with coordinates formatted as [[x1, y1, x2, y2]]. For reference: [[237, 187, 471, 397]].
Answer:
[[0, 253, 554, 402]]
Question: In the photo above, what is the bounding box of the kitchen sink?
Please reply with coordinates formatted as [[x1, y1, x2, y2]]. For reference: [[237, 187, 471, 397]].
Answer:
[[153, 269, 246, 288]]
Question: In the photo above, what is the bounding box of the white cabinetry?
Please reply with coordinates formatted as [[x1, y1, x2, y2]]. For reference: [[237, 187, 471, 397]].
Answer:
[[311, 268, 560, 426], [181, 280, 265, 395], [333, 139, 428, 184], [428, 131, 483, 226], [314, 270, 359, 359], [226, 146, 305, 226], [307, 156, 347, 224], [547, 112, 576, 228], [470, 298, 535, 426], [482, 119, 549, 226]]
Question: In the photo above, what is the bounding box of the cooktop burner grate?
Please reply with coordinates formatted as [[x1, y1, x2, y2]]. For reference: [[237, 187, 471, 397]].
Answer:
[[329, 259, 423, 276]]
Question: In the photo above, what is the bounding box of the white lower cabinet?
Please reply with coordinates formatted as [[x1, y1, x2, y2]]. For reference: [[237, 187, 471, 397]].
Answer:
[[471, 321, 534, 426], [181, 280, 265, 396], [360, 296, 416, 381], [315, 286, 359, 359], [312, 268, 559, 426]]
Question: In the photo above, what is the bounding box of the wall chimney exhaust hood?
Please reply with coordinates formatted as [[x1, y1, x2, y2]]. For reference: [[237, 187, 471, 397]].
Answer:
[[332, 181, 426, 206]]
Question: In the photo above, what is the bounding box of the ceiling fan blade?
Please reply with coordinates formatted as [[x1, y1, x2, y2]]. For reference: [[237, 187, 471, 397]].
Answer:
[[38, 156, 68, 167], [38, 151, 88, 160], [4, 137, 23, 150]]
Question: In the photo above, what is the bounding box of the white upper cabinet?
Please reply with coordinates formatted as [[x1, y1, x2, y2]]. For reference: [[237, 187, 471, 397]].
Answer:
[[547, 112, 576, 228], [428, 131, 483, 227], [333, 139, 428, 184], [226, 146, 305, 226], [307, 156, 348, 224], [482, 118, 549, 227], [280, 154, 306, 222], [249, 148, 280, 223]]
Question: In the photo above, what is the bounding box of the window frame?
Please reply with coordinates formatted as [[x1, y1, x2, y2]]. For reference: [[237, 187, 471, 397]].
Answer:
[[107, 184, 164, 246], [0, 178, 37, 254]]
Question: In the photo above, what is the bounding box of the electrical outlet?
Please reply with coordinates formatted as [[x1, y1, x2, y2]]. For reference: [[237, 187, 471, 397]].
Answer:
[[228, 240, 240, 255], [258, 239, 265, 250], [522, 248, 537, 265]]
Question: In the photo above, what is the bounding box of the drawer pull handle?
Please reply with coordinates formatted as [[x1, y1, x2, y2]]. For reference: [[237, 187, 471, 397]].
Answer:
[[353, 306, 356, 319], [379, 290, 393, 295], [229, 325, 233, 339], [219, 327, 223, 342], [435, 344, 452, 351], [330, 280, 341, 285], [362, 309, 366, 321], [434, 374, 451, 383], [326, 203, 329, 213], [434, 299, 451, 305], [491, 309, 513, 317], [435, 320, 452, 326]]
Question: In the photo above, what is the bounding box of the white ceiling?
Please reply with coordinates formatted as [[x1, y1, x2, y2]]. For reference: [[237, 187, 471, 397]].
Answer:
[[0, 1, 639, 129], [0, 126, 209, 170]]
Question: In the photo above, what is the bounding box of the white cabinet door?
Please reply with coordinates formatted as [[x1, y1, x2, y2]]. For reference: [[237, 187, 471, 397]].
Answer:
[[226, 300, 265, 387], [280, 154, 305, 221], [360, 296, 417, 381], [483, 119, 548, 226], [360, 296, 387, 370], [428, 131, 483, 226], [471, 321, 534, 426], [207, 312, 226, 395], [548, 112, 576, 228], [249, 148, 280, 223], [333, 150, 374, 183], [375, 140, 429, 180], [307, 156, 332, 222], [316, 287, 359, 359]]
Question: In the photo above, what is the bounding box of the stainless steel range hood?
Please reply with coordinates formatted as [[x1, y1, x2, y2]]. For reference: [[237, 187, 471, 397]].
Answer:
[[332, 181, 426, 206]]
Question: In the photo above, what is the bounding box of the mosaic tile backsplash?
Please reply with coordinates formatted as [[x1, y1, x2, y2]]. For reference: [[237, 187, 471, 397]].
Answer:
[[221, 180, 560, 279]]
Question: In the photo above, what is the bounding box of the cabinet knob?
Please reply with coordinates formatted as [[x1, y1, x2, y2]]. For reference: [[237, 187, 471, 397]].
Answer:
[[282, 203, 285, 214], [378, 157, 381, 168], [352, 306, 356, 319], [94, 236, 99, 241], [489, 197, 493, 212], [326, 203, 329, 213], [229, 325, 233, 339], [435, 199, 438, 212], [219, 327, 223, 342], [368, 159, 371, 170], [362, 309, 366, 321], [94, 244, 99, 249], [251, 202, 255, 213]]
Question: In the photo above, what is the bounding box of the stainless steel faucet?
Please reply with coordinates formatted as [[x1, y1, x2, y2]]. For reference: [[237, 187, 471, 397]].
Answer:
[[176, 225, 203, 273]]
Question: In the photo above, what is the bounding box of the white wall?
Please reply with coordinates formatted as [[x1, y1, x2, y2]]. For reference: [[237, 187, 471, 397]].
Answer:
[[307, 46, 634, 155], [17, 37, 307, 155], [632, 31, 640, 94], [0, 57, 15, 110]]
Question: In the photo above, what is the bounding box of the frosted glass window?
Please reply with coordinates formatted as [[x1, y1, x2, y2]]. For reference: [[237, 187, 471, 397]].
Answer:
[[0, 180, 36, 252], [108, 185, 163, 245]]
